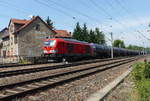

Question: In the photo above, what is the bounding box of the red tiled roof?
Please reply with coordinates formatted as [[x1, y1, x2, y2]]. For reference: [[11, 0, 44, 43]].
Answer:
[[54, 30, 71, 38], [11, 19, 31, 25], [14, 18, 33, 33], [14, 16, 56, 34], [8, 18, 32, 34], [2, 16, 56, 38]]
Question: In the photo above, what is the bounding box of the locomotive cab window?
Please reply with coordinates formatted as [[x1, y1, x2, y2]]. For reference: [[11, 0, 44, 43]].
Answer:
[[44, 40, 56, 47]]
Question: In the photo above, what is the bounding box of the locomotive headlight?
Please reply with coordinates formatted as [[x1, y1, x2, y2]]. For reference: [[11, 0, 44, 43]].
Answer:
[[43, 50, 48, 53], [50, 50, 57, 53]]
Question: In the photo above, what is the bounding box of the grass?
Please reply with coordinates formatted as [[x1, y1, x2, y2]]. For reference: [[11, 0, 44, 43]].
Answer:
[[131, 61, 150, 101]]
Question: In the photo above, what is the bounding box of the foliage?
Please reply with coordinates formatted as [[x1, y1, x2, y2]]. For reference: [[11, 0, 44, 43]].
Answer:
[[126, 45, 150, 54], [89, 29, 96, 43], [144, 62, 150, 79], [72, 22, 82, 40], [95, 28, 105, 44], [127, 45, 143, 51], [46, 16, 55, 30], [72, 22, 106, 44], [81, 23, 90, 42], [113, 39, 125, 48], [132, 63, 145, 81], [131, 62, 150, 101]]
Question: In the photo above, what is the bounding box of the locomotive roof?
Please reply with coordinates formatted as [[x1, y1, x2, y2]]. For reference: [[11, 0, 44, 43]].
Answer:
[[55, 38, 89, 44]]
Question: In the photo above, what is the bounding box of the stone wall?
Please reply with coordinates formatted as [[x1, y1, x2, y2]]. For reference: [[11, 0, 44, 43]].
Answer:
[[18, 18, 55, 57]]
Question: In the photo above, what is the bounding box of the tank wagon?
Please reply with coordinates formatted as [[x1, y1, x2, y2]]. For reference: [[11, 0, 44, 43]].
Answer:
[[42, 38, 141, 61]]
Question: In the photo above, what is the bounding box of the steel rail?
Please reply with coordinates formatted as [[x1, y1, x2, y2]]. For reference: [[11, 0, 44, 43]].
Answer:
[[0, 57, 138, 101], [0, 57, 129, 78]]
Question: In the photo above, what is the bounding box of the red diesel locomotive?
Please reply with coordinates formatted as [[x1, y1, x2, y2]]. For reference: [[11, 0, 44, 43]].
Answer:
[[42, 38, 93, 60], [42, 38, 141, 61]]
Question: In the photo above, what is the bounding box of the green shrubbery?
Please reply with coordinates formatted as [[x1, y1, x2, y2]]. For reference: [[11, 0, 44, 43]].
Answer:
[[132, 61, 150, 101], [144, 63, 150, 79]]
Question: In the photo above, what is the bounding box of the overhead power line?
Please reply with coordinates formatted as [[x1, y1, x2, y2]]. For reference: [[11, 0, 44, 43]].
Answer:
[[0, 1, 29, 14], [114, 0, 146, 27], [34, 0, 76, 19], [87, 0, 132, 34], [43, 0, 105, 25], [137, 31, 150, 41]]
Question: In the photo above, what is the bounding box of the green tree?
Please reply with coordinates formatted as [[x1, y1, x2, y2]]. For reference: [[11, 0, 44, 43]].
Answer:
[[89, 29, 97, 43], [72, 22, 82, 40], [95, 28, 105, 44], [46, 16, 55, 30], [127, 45, 143, 50], [72, 22, 106, 44], [113, 39, 125, 48], [81, 23, 89, 42]]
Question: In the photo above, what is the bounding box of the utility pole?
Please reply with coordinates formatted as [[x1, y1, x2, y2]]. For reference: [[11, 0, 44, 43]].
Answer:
[[110, 32, 113, 58], [143, 42, 145, 55]]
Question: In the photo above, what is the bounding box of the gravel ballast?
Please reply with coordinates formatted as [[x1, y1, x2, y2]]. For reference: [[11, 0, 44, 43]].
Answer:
[[16, 61, 136, 101], [1, 56, 148, 101]]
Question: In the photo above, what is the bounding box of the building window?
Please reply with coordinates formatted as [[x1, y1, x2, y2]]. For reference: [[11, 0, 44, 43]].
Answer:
[[14, 35, 17, 44], [35, 24, 40, 31], [3, 50, 6, 58]]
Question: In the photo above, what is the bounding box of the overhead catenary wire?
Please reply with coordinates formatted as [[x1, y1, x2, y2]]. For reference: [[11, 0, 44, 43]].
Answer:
[[34, 0, 75, 19], [0, 0, 149, 47], [88, 0, 150, 46], [87, 0, 134, 37], [0, 1, 29, 15], [42, 0, 105, 26], [91, 0, 150, 43], [56, 0, 145, 44], [114, 0, 146, 27]]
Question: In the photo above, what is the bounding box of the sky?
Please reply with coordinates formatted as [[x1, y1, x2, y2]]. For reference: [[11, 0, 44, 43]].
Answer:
[[0, 0, 150, 47]]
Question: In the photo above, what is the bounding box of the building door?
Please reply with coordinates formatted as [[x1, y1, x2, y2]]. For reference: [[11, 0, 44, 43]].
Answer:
[[3, 50, 6, 58]]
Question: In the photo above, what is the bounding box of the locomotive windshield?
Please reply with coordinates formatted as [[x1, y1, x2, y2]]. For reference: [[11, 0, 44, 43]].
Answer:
[[44, 40, 56, 47]]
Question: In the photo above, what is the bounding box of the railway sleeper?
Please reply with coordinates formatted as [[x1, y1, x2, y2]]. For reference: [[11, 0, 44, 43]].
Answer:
[[0, 58, 136, 101], [15, 87, 30, 91], [27, 84, 39, 88], [34, 83, 47, 86]]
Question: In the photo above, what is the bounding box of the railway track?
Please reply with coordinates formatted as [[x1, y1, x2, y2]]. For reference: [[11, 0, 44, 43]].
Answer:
[[0, 56, 133, 69], [0, 57, 138, 101], [0, 57, 128, 78], [0, 57, 116, 68]]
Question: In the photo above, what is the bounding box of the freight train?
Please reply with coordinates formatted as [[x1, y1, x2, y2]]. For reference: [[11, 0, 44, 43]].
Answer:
[[42, 38, 142, 61]]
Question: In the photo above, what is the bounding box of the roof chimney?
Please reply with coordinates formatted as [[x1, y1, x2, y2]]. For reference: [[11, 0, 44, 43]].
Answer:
[[28, 15, 36, 19]]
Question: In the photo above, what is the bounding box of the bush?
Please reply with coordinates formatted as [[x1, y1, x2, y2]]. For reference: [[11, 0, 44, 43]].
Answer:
[[132, 63, 144, 81], [131, 62, 150, 101], [137, 80, 150, 101], [144, 63, 150, 79]]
